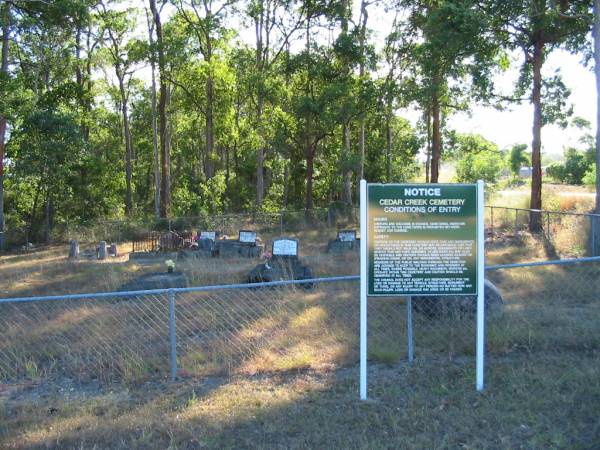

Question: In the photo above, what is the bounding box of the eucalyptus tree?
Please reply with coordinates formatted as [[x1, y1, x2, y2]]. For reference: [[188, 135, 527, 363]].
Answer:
[[174, 0, 237, 181], [97, 2, 142, 216], [245, 0, 306, 207], [145, 3, 160, 218], [594, 0, 600, 240], [1, 0, 92, 244], [394, 0, 501, 183], [0, 1, 10, 249], [148, 0, 172, 217], [486, 0, 592, 231]]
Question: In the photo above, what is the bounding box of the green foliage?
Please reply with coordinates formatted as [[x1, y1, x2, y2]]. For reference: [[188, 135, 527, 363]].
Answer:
[[508, 144, 529, 176], [547, 148, 592, 185], [583, 165, 596, 187], [0, 0, 592, 243], [453, 134, 504, 184]]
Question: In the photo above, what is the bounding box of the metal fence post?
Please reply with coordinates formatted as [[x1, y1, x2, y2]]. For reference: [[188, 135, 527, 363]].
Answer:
[[490, 207, 494, 241], [592, 216, 597, 257], [168, 289, 177, 381], [515, 209, 518, 237], [407, 296, 414, 363]]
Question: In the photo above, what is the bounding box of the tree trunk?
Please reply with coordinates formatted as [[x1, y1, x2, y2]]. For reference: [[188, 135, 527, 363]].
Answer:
[[44, 194, 52, 245], [386, 116, 392, 183], [358, 0, 368, 181], [425, 107, 431, 183], [342, 123, 353, 204], [83, 25, 93, 143], [27, 180, 42, 245], [165, 85, 172, 195], [430, 92, 441, 183], [255, 10, 265, 208], [146, 5, 161, 218], [283, 163, 289, 207], [206, 72, 215, 179], [305, 144, 315, 213], [150, 0, 170, 218], [256, 97, 265, 207], [594, 0, 600, 254], [0, 1, 10, 250], [529, 39, 544, 232], [118, 77, 133, 216]]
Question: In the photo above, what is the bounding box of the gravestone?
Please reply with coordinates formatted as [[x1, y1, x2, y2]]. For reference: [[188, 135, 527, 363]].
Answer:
[[327, 229, 359, 253], [68, 240, 79, 259], [179, 230, 218, 259], [199, 230, 217, 241], [273, 238, 298, 257], [118, 271, 188, 291], [214, 230, 263, 258], [97, 241, 107, 260], [109, 243, 118, 257], [248, 237, 313, 287]]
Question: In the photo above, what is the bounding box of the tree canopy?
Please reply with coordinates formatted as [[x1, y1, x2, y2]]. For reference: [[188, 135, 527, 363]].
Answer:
[[0, 0, 595, 245]]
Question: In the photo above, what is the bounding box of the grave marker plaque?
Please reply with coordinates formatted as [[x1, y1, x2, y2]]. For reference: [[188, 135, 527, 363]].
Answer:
[[200, 231, 216, 241], [239, 230, 257, 244], [272, 238, 298, 257], [338, 230, 357, 242]]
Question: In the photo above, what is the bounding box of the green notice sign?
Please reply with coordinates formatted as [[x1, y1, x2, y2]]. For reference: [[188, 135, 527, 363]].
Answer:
[[367, 183, 478, 296]]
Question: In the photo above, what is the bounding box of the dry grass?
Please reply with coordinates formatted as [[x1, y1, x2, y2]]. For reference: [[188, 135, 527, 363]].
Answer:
[[1, 352, 599, 449], [1, 222, 600, 448]]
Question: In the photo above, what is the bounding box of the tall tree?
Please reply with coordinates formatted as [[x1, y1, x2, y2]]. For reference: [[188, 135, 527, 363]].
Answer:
[[98, 3, 139, 216], [247, 0, 304, 208], [175, 0, 237, 181], [145, 4, 160, 218], [149, 0, 171, 217], [396, 0, 501, 183], [488, 0, 591, 231], [0, 0, 10, 250]]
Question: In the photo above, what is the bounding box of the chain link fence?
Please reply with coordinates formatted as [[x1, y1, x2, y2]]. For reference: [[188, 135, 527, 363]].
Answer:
[[1, 258, 599, 386], [486, 206, 600, 258]]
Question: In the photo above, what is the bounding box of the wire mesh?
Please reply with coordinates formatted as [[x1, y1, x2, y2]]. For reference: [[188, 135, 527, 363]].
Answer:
[[1, 259, 599, 386]]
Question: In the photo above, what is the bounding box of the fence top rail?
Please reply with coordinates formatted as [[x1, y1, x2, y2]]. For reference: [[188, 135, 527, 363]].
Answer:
[[0, 275, 361, 305], [487, 205, 600, 218], [485, 255, 600, 270]]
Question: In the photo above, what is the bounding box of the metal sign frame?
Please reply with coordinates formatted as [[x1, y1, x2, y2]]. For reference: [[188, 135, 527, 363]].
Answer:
[[359, 180, 485, 400]]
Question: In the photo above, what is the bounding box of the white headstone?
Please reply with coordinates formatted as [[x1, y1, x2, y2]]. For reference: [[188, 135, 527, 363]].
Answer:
[[200, 231, 216, 241], [273, 239, 298, 256], [338, 230, 356, 242], [239, 230, 257, 243]]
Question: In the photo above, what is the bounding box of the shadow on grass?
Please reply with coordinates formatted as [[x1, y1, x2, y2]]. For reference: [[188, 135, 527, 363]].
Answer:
[[3, 352, 600, 449]]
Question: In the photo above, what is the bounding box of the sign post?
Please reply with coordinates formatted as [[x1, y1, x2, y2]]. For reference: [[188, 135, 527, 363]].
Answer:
[[359, 180, 485, 399], [360, 180, 368, 400], [476, 179, 485, 391]]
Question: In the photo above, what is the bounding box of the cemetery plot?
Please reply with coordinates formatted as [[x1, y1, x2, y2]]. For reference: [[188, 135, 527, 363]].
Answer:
[[248, 237, 314, 286], [179, 231, 219, 259], [327, 229, 359, 253], [214, 230, 264, 258]]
